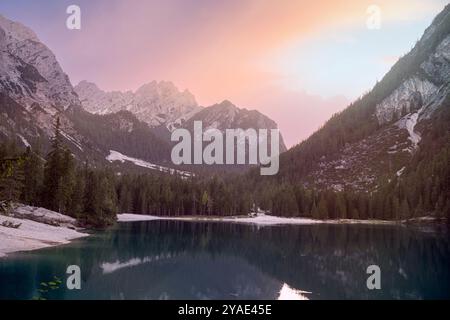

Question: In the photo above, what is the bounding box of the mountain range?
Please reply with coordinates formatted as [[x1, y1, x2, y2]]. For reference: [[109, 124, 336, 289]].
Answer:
[[0, 13, 285, 174], [74, 80, 200, 131], [1, 5, 449, 197]]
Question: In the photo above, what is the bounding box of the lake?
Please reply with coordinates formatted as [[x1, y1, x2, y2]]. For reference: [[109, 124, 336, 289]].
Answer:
[[0, 220, 449, 300]]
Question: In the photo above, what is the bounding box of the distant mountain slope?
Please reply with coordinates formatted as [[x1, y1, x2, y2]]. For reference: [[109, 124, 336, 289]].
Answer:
[[66, 107, 171, 163], [184, 100, 287, 152], [267, 4, 450, 192]]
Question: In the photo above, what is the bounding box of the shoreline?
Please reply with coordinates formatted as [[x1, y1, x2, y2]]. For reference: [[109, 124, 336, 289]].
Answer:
[[116, 213, 425, 226], [1, 207, 444, 258], [0, 205, 88, 258]]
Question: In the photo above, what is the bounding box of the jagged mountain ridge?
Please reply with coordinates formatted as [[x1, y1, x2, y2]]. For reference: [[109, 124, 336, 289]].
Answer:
[[74, 80, 200, 131], [184, 100, 287, 152], [0, 13, 286, 173], [0, 14, 178, 171], [0, 15, 79, 111], [75, 80, 287, 151], [0, 14, 81, 151]]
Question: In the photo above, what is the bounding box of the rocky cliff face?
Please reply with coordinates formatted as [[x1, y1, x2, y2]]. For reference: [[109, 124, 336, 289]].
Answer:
[[0, 14, 83, 152], [0, 14, 170, 168], [0, 15, 79, 111], [74, 80, 201, 130], [75, 80, 287, 151], [375, 32, 450, 125], [185, 100, 287, 152]]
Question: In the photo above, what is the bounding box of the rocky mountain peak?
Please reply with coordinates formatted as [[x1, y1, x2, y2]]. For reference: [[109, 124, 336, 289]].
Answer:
[[0, 14, 39, 43], [209, 100, 239, 118], [76, 80, 100, 92], [75, 80, 200, 129], [186, 100, 287, 151], [0, 14, 79, 110]]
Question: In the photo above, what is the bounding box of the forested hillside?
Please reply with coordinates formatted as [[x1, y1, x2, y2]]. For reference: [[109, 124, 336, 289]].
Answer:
[[0, 117, 255, 226], [1, 6, 449, 224], [245, 5, 450, 219]]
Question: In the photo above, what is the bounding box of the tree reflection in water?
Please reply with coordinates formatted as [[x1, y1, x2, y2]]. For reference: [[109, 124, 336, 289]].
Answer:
[[0, 221, 449, 300]]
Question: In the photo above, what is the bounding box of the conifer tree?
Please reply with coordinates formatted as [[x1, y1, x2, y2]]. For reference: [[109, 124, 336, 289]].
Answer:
[[42, 117, 65, 212], [318, 195, 329, 219], [21, 147, 43, 206]]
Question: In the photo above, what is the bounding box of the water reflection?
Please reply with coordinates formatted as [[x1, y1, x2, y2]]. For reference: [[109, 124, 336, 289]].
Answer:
[[0, 221, 449, 300], [277, 283, 310, 300]]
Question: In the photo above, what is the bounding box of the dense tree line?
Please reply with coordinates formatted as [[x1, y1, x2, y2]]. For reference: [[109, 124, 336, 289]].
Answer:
[[253, 93, 450, 220], [1, 132, 448, 224], [0, 118, 254, 224], [0, 118, 117, 227], [1, 100, 449, 225], [116, 174, 252, 217], [254, 157, 450, 220], [1, 7, 450, 227]]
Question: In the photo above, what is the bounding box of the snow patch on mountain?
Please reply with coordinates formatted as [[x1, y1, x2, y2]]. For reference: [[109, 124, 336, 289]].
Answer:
[[405, 113, 421, 149], [396, 112, 422, 152], [60, 130, 83, 151], [395, 112, 423, 153], [396, 167, 406, 177], [106, 150, 192, 177], [16, 134, 30, 148]]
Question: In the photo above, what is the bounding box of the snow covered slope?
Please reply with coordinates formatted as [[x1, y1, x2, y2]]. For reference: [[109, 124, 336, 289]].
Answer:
[[106, 150, 192, 177]]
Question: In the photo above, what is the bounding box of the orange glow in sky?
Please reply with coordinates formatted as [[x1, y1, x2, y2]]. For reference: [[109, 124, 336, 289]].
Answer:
[[1, 0, 446, 146]]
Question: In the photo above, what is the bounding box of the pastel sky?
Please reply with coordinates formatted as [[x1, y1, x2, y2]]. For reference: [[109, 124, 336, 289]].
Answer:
[[0, 0, 447, 147]]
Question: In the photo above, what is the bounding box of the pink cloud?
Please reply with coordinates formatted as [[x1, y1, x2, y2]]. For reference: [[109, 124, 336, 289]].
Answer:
[[234, 84, 349, 148]]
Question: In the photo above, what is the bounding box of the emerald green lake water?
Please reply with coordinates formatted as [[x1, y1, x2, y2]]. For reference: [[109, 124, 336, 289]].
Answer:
[[0, 221, 449, 300]]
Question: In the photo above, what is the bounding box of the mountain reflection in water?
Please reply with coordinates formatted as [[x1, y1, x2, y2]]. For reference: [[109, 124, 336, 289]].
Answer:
[[0, 220, 449, 300]]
